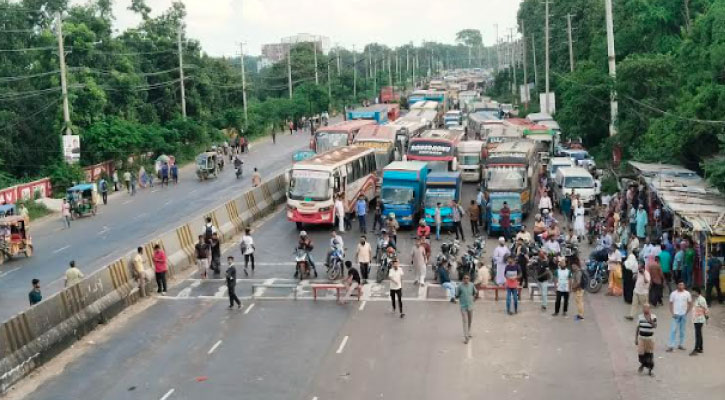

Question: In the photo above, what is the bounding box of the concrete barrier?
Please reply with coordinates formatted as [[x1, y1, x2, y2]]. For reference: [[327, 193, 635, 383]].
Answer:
[[0, 173, 287, 393]]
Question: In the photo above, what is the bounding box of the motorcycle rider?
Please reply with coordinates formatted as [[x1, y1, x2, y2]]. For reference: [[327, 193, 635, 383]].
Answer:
[[297, 231, 317, 278], [544, 235, 561, 256], [326, 230, 345, 268], [515, 224, 533, 244], [514, 238, 529, 288], [233, 155, 243, 177]]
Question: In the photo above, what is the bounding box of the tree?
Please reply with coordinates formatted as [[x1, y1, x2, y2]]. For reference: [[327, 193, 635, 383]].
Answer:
[[455, 29, 483, 47]]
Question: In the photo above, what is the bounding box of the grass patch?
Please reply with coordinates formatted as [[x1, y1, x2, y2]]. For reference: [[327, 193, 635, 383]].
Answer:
[[16, 199, 51, 220]]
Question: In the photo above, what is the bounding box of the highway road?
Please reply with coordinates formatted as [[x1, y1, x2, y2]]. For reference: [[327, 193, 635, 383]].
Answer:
[[0, 126, 317, 321]]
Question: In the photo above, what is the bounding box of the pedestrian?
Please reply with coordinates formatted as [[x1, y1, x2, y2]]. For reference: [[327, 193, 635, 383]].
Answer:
[[467, 200, 480, 237], [504, 256, 521, 315], [607, 245, 623, 296], [342, 261, 362, 304], [225, 256, 242, 309], [171, 163, 178, 184], [195, 235, 210, 279], [130, 172, 137, 195], [476, 188, 485, 228], [623, 251, 638, 304], [99, 177, 108, 205], [436, 259, 456, 302], [334, 194, 345, 232], [536, 256, 552, 310], [152, 244, 168, 294], [514, 238, 529, 288], [499, 201, 511, 242], [538, 190, 553, 215], [210, 232, 221, 276], [123, 170, 131, 193], [552, 259, 571, 316], [635, 304, 657, 376], [411, 238, 427, 287], [252, 168, 262, 187], [571, 263, 584, 320], [705, 255, 723, 304], [690, 287, 708, 356], [659, 243, 673, 294], [666, 281, 693, 352], [560, 194, 572, 229], [160, 163, 169, 187], [434, 203, 442, 240], [61, 199, 71, 229], [649, 256, 665, 307], [493, 237, 510, 286], [386, 213, 399, 244], [673, 242, 685, 285], [573, 203, 586, 240], [112, 170, 119, 192], [288, 120, 294, 135], [28, 279, 42, 306], [132, 246, 147, 298], [627, 260, 650, 320], [450, 199, 465, 241], [456, 274, 477, 343], [271, 130, 276, 144], [683, 242, 696, 288], [355, 235, 372, 284], [635, 204, 647, 239], [417, 219, 431, 240], [64, 260, 84, 287], [388, 259, 404, 318], [372, 200, 383, 232], [356, 195, 367, 233], [241, 228, 255, 276]]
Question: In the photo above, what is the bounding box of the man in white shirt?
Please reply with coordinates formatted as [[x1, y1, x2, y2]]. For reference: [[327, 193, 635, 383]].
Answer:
[[334, 195, 345, 232], [628, 260, 651, 319], [515, 225, 533, 244], [388, 260, 405, 318], [666, 282, 693, 352], [355, 235, 372, 283], [492, 237, 511, 285], [539, 191, 553, 215], [241, 228, 255, 276], [544, 236, 561, 256]]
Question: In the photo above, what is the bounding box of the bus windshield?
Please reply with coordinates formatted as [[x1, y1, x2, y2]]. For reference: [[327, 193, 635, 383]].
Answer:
[[460, 155, 480, 166], [487, 169, 525, 189], [288, 170, 330, 201], [565, 176, 594, 188], [381, 187, 414, 205], [490, 196, 522, 213], [424, 189, 456, 208], [315, 132, 348, 152]]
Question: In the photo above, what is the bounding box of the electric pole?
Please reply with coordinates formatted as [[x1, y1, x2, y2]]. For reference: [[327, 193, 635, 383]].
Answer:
[[567, 13, 575, 72], [313, 40, 319, 84], [353, 45, 357, 99], [495, 24, 500, 71], [55, 12, 71, 135], [287, 44, 292, 99], [240, 42, 247, 121], [605, 0, 618, 136], [522, 20, 529, 109], [413, 52, 418, 88], [544, 0, 551, 114], [177, 25, 187, 119], [388, 54, 392, 88], [327, 59, 332, 108], [531, 34, 539, 89], [510, 28, 517, 99], [336, 47, 341, 76]]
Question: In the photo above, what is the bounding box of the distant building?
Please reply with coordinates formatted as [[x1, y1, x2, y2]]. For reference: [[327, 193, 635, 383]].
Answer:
[[257, 58, 273, 72], [261, 33, 331, 63]]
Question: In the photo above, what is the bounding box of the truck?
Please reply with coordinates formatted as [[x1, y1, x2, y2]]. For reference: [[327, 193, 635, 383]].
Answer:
[[379, 86, 400, 103], [457, 140, 484, 182], [346, 105, 389, 124], [381, 161, 429, 227], [423, 171, 462, 228]]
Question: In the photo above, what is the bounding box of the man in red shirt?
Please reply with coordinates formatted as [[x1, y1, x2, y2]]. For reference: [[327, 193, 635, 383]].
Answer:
[[504, 256, 521, 315], [500, 201, 512, 242], [152, 244, 168, 294]]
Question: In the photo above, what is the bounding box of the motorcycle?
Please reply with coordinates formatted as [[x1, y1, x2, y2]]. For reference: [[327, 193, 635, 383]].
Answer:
[[375, 232, 394, 264], [235, 165, 243, 179], [458, 248, 479, 281], [584, 248, 610, 293], [435, 240, 460, 275], [327, 247, 344, 280], [376, 247, 396, 283], [470, 236, 486, 259], [294, 247, 311, 280], [587, 216, 603, 245]]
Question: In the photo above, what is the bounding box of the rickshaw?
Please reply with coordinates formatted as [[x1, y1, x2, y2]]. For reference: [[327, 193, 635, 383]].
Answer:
[[0, 215, 32, 264], [0, 204, 15, 218], [196, 152, 219, 180], [66, 183, 99, 219]]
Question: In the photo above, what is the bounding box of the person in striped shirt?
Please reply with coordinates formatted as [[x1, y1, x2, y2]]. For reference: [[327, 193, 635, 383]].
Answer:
[[635, 304, 657, 376]]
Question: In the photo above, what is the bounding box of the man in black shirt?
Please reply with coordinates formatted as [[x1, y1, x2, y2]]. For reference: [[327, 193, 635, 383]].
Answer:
[[342, 261, 361, 304], [225, 256, 241, 309]]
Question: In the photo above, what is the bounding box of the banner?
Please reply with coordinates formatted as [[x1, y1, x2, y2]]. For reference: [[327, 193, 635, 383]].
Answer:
[[539, 92, 556, 114], [63, 135, 81, 164]]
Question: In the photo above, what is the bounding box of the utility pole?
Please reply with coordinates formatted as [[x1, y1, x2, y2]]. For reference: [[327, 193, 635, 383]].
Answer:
[[313, 40, 319, 84], [353, 45, 357, 99], [510, 29, 517, 99], [413, 52, 418, 88], [544, 0, 551, 114], [605, 0, 618, 136], [336, 45, 341, 76], [177, 25, 187, 119], [327, 59, 332, 107], [373, 54, 377, 98], [240, 42, 248, 121], [495, 24, 500, 71], [388, 55, 392, 88], [55, 12, 71, 135], [287, 45, 292, 99], [522, 20, 529, 108], [368, 48, 372, 79], [567, 13, 575, 72], [531, 34, 539, 89]]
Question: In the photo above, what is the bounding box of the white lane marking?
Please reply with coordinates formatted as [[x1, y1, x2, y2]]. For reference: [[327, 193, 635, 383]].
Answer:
[[253, 278, 276, 297], [358, 300, 367, 311], [160, 388, 175, 400], [98, 226, 110, 236], [312, 397, 318, 400], [0, 267, 20, 279], [52, 245, 70, 254], [244, 303, 255, 314], [213, 285, 228, 298], [336, 336, 349, 354], [177, 280, 201, 298], [467, 340, 473, 359], [122, 199, 133, 205], [151, 189, 159, 193], [207, 340, 222, 355]]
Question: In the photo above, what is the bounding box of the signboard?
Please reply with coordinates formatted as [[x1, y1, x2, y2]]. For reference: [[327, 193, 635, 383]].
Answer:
[[520, 84, 531, 103], [539, 92, 556, 114], [407, 142, 454, 158], [63, 135, 81, 164]]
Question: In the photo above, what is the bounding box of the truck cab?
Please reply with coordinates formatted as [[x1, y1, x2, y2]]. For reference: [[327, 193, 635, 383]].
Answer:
[[423, 171, 462, 227], [457, 140, 484, 183], [486, 191, 524, 235], [553, 167, 596, 209], [381, 161, 429, 227]]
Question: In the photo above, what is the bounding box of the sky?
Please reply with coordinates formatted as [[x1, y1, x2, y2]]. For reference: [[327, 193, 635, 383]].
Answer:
[[104, 0, 522, 57]]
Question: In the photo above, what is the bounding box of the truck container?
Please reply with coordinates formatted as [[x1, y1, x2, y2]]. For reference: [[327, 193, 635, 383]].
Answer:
[[423, 171, 462, 228], [381, 161, 429, 227]]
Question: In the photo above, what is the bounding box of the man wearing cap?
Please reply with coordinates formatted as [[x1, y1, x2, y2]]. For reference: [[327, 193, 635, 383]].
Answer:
[[493, 237, 511, 286], [386, 213, 399, 244]]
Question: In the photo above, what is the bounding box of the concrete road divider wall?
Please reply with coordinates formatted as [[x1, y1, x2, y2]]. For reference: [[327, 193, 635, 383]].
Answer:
[[0, 173, 288, 393]]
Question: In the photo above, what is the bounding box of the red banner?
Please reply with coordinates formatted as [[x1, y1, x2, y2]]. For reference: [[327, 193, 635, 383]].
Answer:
[[0, 178, 52, 204], [83, 161, 115, 182]]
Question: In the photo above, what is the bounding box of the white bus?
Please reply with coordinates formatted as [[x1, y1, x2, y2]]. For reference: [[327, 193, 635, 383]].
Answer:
[[287, 146, 377, 230]]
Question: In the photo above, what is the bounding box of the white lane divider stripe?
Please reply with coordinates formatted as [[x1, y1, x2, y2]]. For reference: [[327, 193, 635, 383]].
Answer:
[[244, 303, 255, 314], [160, 388, 175, 400], [358, 300, 367, 311], [207, 340, 222, 355], [52, 245, 70, 254], [336, 336, 349, 354]]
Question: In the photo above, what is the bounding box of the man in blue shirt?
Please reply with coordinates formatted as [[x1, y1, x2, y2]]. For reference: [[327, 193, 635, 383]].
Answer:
[[436, 259, 456, 302], [356, 195, 367, 233]]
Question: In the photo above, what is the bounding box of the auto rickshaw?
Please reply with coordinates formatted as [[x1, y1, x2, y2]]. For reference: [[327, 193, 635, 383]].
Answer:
[[0, 215, 32, 264], [196, 152, 219, 180], [66, 183, 99, 219], [0, 204, 15, 218]]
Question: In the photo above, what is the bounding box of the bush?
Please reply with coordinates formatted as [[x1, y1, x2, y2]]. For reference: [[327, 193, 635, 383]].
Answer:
[[16, 198, 50, 220]]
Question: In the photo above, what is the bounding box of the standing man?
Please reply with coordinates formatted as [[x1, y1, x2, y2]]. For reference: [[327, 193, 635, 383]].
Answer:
[[61, 199, 71, 229], [691, 287, 709, 356], [476, 188, 486, 228], [536, 256, 553, 311], [112, 170, 119, 192], [411, 238, 427, 287], [386, 213, 399, 245], [659, 243, 673, 293], [456, 274, 478, 344], [64, 261, 84, 287], [225, 256, 241, 309], [271, 129, 277, 144], [648, 256, 665, 307], [152, 244, 168, 294], [372, 200, 383, 232], [705, 255, 723, 304], [437, 260, 456, 302], [335, 194, 345, 232], [210, 232, 222, 276], [635, 304, 657, 376], [132, 246, 147, 298], [628, 206, 637, 236], [552, 259, 571, 316], [666, 281, 693, 352], [434, 203, 442, 240], [572, 263, 585, 320], [356, 195, 367, 233], [673, 242, 685, 284], [28, 279, 42, 306], [171, 163, 178, 184], [241, 228, 255, 276], [504, 256, 521, 315], [468, 200, 480, 237], [388, 259, 404, 318], [355, 235, 372, 284], [99, 177, 109, 205], [627, 261, 651, 320], [160, 163, 169, 187], [195, 235, 210, 279], [499, 201, 512, 242], [560, 194, 572, 229], [252, 168, 262, 187], [539, 189, 553, 215], [493, 237, 510, 286], [123, 170, 132, 193], [635, 204, 648, 240], [450, 199, 465, 242], [683, 242, 696, 288]]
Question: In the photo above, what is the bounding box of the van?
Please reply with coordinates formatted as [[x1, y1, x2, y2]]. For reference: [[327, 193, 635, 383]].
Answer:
[[554, 167, 596, 209], [547, 157, 575, 182]]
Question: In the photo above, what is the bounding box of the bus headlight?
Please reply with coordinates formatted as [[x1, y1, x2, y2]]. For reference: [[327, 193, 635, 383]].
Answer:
[[319, 206, 331, 212]]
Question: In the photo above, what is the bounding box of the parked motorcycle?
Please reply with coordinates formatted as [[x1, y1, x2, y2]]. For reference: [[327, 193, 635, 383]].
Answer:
[[435, 240, 460, 274], [458, 248, 479, 281]]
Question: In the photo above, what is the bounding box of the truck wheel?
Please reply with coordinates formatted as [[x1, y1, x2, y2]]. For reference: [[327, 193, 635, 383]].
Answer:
[[24, 245, 33, 257]]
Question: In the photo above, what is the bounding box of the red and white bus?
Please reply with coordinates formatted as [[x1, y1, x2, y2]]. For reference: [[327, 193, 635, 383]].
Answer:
[[287, 146, 377, 229], [310, 120, 376, 153], [405, 129, 465, 172]]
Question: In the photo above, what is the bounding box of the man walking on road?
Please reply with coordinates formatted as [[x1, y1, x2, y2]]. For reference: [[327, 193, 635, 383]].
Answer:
[[335, 195, 345, 232], [241, 228, 255, 276], [112, 170, 119, 192], [450, 199, 465, 242], [411, 238, 427, 287], [666, 282, 692, 352], [64, 261, 84, 287], [123, 170, 131, 193], [99, 177, 109, 205], [705, 255, 723, 304], [572, 263, 584, 320], [28, 279, 41, 306], [553, 260, 571, 316], [389, 259, 404, 318], [195, 235, 210, 279], [252, 168, 262, 187], [356, 195, 367, 233], [691, 287, 708, 356], [355, 235, 372, 284], [434, 203, 442, 240], [636, 304, 657, 376], [456, 274, 477, 343], [132, 247, 147, 298], [152, 244, 168, 294], [500, 201, 512, 242], [627, 260, 650, 320], [468, 200, 480, 237], [504, 256, 521, 315], [493, 237, 510, 286], [61, 199, 71, 229], [225, 256, 241, 309]]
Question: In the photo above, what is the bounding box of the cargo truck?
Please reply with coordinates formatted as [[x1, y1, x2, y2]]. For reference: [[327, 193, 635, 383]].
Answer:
[[381, 161, 429, 227]]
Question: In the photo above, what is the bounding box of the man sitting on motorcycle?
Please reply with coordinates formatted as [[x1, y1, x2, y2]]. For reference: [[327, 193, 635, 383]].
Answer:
[[234, 155, 243, 170], [533, 214, 547, 244], [326, 230, 345, 267], [297, 231, 317, 278], [544, 235, 561, 256], [515, 225, 533, 244]]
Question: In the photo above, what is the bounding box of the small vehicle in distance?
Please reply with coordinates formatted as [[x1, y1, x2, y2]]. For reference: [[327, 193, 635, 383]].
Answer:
[[196, 152, 219, 181], [0, 215, 33, 264], [66, 183, 99, 219]]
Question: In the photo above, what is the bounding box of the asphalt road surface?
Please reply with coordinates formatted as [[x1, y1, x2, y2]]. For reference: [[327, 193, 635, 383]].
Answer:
[[0, 126, 319, 321], [15, 185, 725, 400]]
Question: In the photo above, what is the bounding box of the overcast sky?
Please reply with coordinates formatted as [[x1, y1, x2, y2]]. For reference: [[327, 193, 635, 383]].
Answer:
[[106, 0, 522, 57]]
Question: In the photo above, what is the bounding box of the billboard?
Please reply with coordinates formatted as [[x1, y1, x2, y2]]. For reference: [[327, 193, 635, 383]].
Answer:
[[539, 92, 556, 114], [63, 135, 80, 164]]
